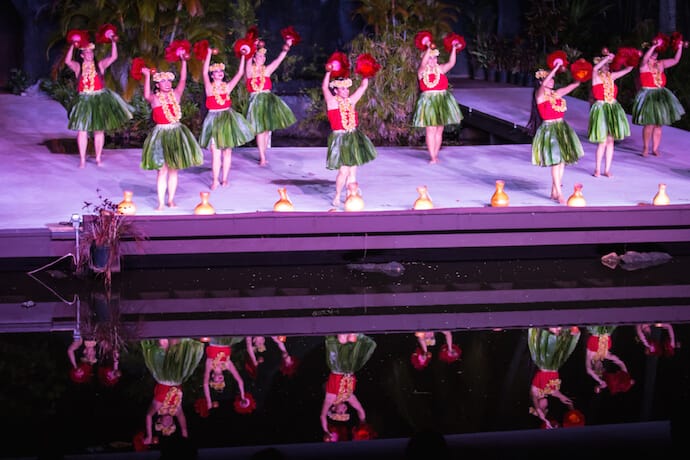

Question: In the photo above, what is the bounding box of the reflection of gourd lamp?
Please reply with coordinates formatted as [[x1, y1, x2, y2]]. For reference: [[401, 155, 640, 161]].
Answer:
[[273, 188, 294, 211], [117, 190, 136, 215], [194, 191, 216, 215], [344, 183, 364, 212], [567, 183, 586, 207], [490, 180, 509, 207], [413, 185, 434, 210], [653, 183, 670, 205]]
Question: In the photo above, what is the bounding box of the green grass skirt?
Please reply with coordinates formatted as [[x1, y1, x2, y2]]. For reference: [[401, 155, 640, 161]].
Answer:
[[141, 123, 204, 170], [246, 91, 296, 133], [412, 90, 463, 127], [587, 101, 630, 142], [326, 129, 378, 170], [141, 338, 204, 384], [68, 89, 133, 132], [532, 119, 584, 167], [632, 87, 685, 126], [200, 108, 255, 149]]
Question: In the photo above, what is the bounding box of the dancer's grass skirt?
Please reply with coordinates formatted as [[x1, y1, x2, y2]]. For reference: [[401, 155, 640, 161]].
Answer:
[[246, 92, 296, 133], [587, 101, 630, 142], [200, 108, 255, 149], [327, 129, 378, 170], [68, 89, 133, 132], [632, 87, 685, 126], [412, 90, 463, 127], [141, 338, 204, 385], [532, 119, 584, 167], [141, 123, 204, 170]]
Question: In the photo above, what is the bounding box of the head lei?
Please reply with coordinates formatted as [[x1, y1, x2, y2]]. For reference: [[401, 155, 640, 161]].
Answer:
[[329, 78, 352, 89], [327, 408, 350, 422], [80, 42, 95, 51], [535, 69, 549, 80], [256, 47, 267, 56], [428, 48, 440, 57], [155, 420, 177, 436], [153, 71, 176, 83], [209, 63, 225, 72], [593, 56, 606, 65], [209, 379, 226, 392]]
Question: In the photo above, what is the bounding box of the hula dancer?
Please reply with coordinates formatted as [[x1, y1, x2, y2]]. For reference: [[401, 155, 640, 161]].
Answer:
[[141, 338, 204, 445], [412, 31, 464, 164], [201, 48, 254, 190], [585, 326, 633, 394], [140, 56, 203, 211], [526, 62, 584, 204], [588, 52, 634, 177], [202, 337, 249, 411], [632, 37, 685, 157], [244, 36, 297, 166], [65, 31, 133, 168]]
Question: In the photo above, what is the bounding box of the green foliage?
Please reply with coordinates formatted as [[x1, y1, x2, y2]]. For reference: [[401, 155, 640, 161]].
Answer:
[[39, 66, 77, 113], [7, 68, 33, 95]]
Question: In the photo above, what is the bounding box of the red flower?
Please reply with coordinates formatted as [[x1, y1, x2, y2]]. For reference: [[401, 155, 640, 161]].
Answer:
[[439, 344, 462, 363], [233, 393, 256, 414], [66, 29, 90, 49], [414, 30, 434, 51], [326, 51, 350, 79], [570, 58, 593, 82], [97, 366, 121, 387], [244, 358, 258, 379], [562, 409, 586, 427], [670, 31, 685, 52], [279, 355, 300, 377], [130, 57, 147, 81], [234, 37, 256, 58], [165, 39, 191, 63], [246, 25, 260, 43], [325, 423, 349, 442], [132, 431, 149, 452], [604, 370, 635, 395], [663, 340, 676, 357], [280, 25, 301, 46], [69, 362, 93, 384], [352, 422, 377, 440], [443, 33, 466, 53], [354, 53, 381, 78], [547, 50, 568, 71], [95, 24, 117, 44], [652, 32, 670, 53], [410, 348, 431, 370], [194, 397, 210, 418], [193, 40, 209, 61], [611, 47, 642, 70]]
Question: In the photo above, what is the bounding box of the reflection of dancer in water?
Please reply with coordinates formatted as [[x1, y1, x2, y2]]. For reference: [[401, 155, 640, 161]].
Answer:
[[141, 338, 204, 445], [636, 323, 677, 357], [203, 337, 247, 410], [585, 326, 633, 394], [320, 333, 376, 442], [245, 335, 298, 378], [411, 330, 460, 370], [527, 327, 580, 429]]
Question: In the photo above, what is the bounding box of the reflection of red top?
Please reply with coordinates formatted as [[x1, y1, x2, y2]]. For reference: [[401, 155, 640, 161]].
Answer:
[[152, 106, 177, 124], [246, 76, 272, 93], [419, 73, 449, 91], [326, 372, 356, 403], [206, 344, 231, 360], [640, 71, 666, 88], [531, 369, 560, 395], [205, 95, 231, 110], [154, 383, 182, 403], [592, 83, 618, 100], [537, 100, 565, 121], [587, 334, 611, 352], [78, 72, 104, 92], [327, 108, 359, 130]]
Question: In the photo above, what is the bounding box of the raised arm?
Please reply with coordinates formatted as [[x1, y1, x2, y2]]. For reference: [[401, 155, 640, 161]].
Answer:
[[611, 65, 634, 80], [555, 80, 581, 98], [203, 358, 213, 409], [98, 40, 118, 73], [417, 47, 432, 78], [141, 67, 153, 103], [174, 58, 188, 100], [320, 392, 337, 437], [265, 38, 292, 76], [660, 41, 683, 69], [640, 42, 660, 69], [347, 394, 366, 422], [228, 55, 246, 92], [227, 360, 246, 400], [439, 46, 459, 74], [322, 70, 335, 104], [67, 337, 83, 368], [202, 48, 213, 91], [350, 78, 369, 105], [64, 44, 80, 75]]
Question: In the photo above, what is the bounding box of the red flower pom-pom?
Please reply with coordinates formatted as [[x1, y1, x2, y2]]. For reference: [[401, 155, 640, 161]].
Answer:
[[414, 30, 434, 51], [670, 31, 685, 51], [443, 33, 466, 53], [279, 355, 300, 377], [352, 422, 377, 441], [562, 409, 586, 427], [663, 340, 676, 357], [326, 51, 351, 79], [234, 37, 256, 58], [97, 366, 121, 387], [611, 47, 641, 70], [280, 25, 301, 46], [233, 393, 256, 414], [244, 358, 258, 379], [69, 362, 93, 384], [132, 431, 150, 452], [130, 57, 147, 81], [67, 29, 90, 49], [165, 39, 191, 62], [547, 50, 568, 70], [410, 348, 431, 370], [354, 53, 381, 78], [604, 370, 635, 394], [246, 25, 260, 43], [439, 343, 462, 363], [570, 58, 593, 82], [193, 40, 209, 61], [652, 32, 670, 53], [95, 24, 117, 44], [194, 397, 210, 418]]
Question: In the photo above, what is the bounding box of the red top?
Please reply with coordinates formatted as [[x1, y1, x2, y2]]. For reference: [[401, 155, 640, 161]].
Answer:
[[205, 94, 231, 110], [245, 76, 273, 93], [640, 71, 666, 88], [587, 334, 612, 352], [78, 72, 104, 92], [152, 106, 175, 124], [206, 344, 231, 360], [326, 372, 356, 402], [531, 369, 560, 394], [537, 100, 566, 121], [327, 108, 359, 130], [592, 83, 618, 101], [418, 73, 449, 91]]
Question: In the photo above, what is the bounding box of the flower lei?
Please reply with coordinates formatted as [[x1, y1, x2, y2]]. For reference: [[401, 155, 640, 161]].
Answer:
[[422, 64, 441, 88], [595, 334, 609, 361], [649, 61, 664, 87], [159, 386, 182, 415], [156, 91, 181, 123], [249, 64, 266, 92], [545, 89, 567, 113], [80, 61, 97, 92], [335, 96, 356, 131], [211, 81, 230, 106], [599, 71, 615, 103], [334, 373, 355, 404]]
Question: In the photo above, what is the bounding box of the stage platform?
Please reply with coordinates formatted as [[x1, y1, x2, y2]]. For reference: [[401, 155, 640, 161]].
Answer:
[[0, 79, 689, 267]]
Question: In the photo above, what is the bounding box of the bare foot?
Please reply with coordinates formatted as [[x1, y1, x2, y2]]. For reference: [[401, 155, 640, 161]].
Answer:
[[168, 201, 177, 208], [603, 171, 612, 178], [155, 205, 164, 211], [96, 157, 102, 166], [332, 196, 341, 207], [592, 170, 600, 177], [652, 151, 660, 157], [211, 180, 219, 191], [221, 180, 229, 188], [79, 162, 86, 169], [551, 194, 566, 204], [641, 151, 649, 157], [259, 159, 268, 167]]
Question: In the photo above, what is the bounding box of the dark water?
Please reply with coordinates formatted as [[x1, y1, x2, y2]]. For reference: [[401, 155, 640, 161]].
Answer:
[[1, 249, 689, 458]]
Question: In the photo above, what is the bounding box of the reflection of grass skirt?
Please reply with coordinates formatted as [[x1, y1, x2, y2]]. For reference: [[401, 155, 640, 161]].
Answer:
[[141, 123, 204, 170], [412, 90, 463, 127], [141, 339, 205, 384], [632, 87, 685, 126], [588, 101, 630, 142], [200, 109, 255, 149], [246, 91, 296, 133], [532, 119, 584, 167], [68, 89, 133, 132], [326, 129, 377, 170], [324, 335, 377, 374]]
